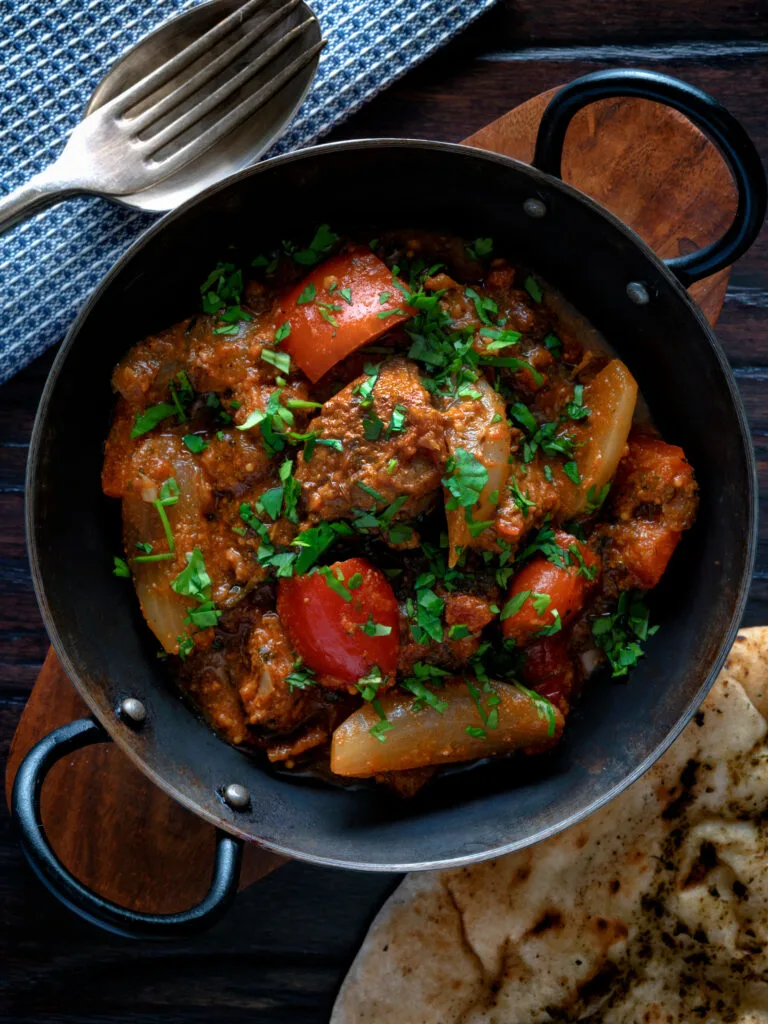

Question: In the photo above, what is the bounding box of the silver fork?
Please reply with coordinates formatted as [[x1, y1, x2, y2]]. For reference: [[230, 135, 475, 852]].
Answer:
[[0, 0, 325, 235]]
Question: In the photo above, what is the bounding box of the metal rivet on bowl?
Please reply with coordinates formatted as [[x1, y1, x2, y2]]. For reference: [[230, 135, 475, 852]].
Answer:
[[119, 697, 146, 726], [626, 281, 650, 305], [223, 783, 251, 810], [523, 198, 547, 219]]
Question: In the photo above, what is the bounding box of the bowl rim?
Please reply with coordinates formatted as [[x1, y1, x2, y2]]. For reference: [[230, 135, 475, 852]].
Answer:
[[25, 137, 758, 871]]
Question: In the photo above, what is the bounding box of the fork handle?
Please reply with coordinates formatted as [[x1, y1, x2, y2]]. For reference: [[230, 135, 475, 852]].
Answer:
[[0, 166, 81, 236]]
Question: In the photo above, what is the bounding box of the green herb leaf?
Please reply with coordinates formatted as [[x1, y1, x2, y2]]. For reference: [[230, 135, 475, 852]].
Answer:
[[177, 634, 195, 660], [515, 683, 557, 735], [565, 384, 591, 422], [442, 448, 488, 511], [131, 403, 176, 439], [360, 616, 393, 637], [296, 282, 317, 305], [275, 322, 291, 343], [592, 592, 658, 676], [287, 660, 317, 692], [183, 434, 208, 454], [113, 556, 131, 578], [171, 548, 211, 603], [510, 475, 536, 517], [500, 589, 531, 620], [318, 566, 352, 602], [524, 275, 543, 303], [261, 349, 291, 374], [357, 665, 386, 702], [585, 483, 611, 514], [292, 224, 339, 265], [563, 460, 582, 485], [385, 403, 407, 438], [448, 623, 472, 640]]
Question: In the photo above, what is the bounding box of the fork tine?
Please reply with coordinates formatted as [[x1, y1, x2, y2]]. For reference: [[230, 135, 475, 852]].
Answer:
[[128, 0, 304, 135], [140, 31, 323, 160], [109, 0, 274, 115], [146, 39, 326, 174]]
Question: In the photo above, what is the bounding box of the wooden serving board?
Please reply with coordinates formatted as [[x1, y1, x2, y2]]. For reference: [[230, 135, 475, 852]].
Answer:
[[5, 85, 736, 916]]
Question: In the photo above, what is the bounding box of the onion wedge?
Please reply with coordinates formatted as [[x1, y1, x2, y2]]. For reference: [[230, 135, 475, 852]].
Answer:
[[558, 359, 638, 518], [442, 376, 511, 566], [122, 437, 213, 654], [330, 677, 563, 777]]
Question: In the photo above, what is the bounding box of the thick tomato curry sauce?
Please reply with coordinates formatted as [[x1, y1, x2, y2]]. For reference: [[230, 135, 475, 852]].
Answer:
[[103, 228, 698, 796]]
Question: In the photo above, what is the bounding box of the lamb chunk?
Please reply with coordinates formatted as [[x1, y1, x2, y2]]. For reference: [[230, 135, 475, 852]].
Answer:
[[240, 612, 317, 732], [295, 357, 448, 524]]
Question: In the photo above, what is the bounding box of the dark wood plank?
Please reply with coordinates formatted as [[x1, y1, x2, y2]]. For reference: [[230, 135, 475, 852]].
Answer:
[[487, 0, 768, 44], [3, 13, 768, 1022]]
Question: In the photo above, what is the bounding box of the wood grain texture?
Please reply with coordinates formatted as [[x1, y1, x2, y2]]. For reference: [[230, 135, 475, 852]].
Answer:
[[4, 652, 285, 911], [3, 78, 737, 921], [2, 6, 768, 1021]]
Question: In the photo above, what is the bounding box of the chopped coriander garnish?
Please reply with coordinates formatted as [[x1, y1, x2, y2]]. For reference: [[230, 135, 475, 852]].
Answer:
[[563, 460, 582, 485], [592, 592, 658, 677], [275, 322, 291, 343], [131, 402, 176, 439], [510, 475, 536, 517], [357, 665, 386, 701], [524, 275, 543, 303], [183, 434, 208, 454], [500, 589, 531, 621], [385, 404, 407, 438], [348, 572, 363, 590], [363, 413, 383, 441], [360, 616, 393, 637], [448, 623, 472, 640], [386, 458, 398, 473], [339, 287, 353, 306], [177, 634, 195, 660], [565, 384, 590, 422], [292, 224, 339, 265], [544, 333, 562, 357], [135, 552, 174, 563], [402, 663, 450, 713], [319, 566, 353, 602], [113, 556, 131, 578], [443, 448, 488, 513], [296, 282, 317, 305], [261, 348, 291, 374], [355, 481, 386, 505], [171, 548, 212, 604], [531, 592, 552, 617], [369, 698, 394, 743], [408, 573, 444, 644], [377, 307, 406, 319], [466, 726, 487, 739], [286, 398, 322, 410], [515, 683, 557, 735], [237, 408, 265, 432], [184, 599, 222, 630], [286, 660, 317, 692], [585, 482, 611, 514], [379, 291, 392, 304]]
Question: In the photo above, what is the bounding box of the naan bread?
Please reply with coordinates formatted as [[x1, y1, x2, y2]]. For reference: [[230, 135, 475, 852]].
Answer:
[[333, 627, 768, 1024]]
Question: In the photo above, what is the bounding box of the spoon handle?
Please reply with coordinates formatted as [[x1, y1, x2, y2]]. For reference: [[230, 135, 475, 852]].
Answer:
[[0, 164, 81, 236]]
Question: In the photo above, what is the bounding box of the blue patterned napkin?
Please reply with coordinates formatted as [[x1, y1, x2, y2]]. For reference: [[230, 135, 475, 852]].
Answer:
[[0, 0, 495, 384]]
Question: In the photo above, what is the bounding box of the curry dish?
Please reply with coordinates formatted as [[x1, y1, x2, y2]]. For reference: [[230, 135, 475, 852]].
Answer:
[[103, 228, 698, 795]]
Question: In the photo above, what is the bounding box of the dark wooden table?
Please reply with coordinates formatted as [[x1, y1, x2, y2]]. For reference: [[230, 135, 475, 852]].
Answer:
[[3, 2, 768, 1020]]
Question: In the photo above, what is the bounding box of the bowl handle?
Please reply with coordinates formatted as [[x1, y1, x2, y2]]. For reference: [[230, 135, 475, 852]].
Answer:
[[532, 68, 767, 287], [11, 716, 243, 939]]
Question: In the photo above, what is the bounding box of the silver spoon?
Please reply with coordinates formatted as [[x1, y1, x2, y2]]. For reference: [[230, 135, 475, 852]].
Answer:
[[0, 0, 325, 233]]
